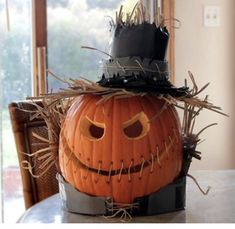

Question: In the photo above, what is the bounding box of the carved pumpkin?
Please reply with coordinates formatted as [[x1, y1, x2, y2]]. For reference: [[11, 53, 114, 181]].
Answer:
[[59, 94, 183, 204]]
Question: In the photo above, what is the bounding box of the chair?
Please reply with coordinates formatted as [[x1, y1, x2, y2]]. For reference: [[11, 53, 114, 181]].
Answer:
[[8, 101, 59, 209]]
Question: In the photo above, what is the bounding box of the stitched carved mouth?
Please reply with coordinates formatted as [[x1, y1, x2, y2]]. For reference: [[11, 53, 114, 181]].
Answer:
[[61, 130, 177, 176]]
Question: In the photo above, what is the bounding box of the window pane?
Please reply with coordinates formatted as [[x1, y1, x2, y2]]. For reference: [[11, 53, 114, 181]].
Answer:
[[0, 0, 32, 223], [47, 0, 134, 91]]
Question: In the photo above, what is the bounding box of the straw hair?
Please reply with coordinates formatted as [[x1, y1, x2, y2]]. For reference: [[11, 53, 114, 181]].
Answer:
[[24, 70, 227, 176]]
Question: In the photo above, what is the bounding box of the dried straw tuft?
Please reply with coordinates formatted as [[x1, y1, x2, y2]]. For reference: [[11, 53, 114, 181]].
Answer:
[[22, 69, 227, 178], [21, 96, 73, 177]]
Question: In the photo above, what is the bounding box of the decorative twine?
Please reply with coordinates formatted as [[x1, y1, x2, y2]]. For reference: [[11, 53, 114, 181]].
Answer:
[[104, 201, 139, 223], [103, 173, 210, 223], [58, 124, 176, 184], [187, 174, 211, 195]]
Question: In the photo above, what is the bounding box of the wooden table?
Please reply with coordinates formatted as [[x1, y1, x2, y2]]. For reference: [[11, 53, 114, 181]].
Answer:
[[17, 170, 235, 223]]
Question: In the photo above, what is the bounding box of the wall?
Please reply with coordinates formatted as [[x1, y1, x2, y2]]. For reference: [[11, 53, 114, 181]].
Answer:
[[175, 0, 235, 169]]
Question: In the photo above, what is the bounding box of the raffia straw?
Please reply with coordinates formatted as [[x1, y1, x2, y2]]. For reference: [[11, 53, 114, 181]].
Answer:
[[104, 208, 132, 223], [38, 152, 54, 161], [81, 46, 113, 58], [21, 159, 55, 178], [115, 5, 124, 25], [129, 2, 139, 24], [23, 69, 228, 180], [32, 132, 50, 143], [39, 155, 54, 169], [104, 201, 139, 222], [23, 147, 51, 157], [28, 70, 228, 118], [47, 69, 68, 84], [21, 97, 68, 177], [187, 174, 211, 195], [195, 123, 218, 139], [149, 102, 168, 123], [114, 2, 153, 27]]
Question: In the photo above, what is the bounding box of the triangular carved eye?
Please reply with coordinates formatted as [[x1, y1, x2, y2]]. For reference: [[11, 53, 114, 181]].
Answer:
[[122, 112, 150, 140], [79, 116, 105, 141]]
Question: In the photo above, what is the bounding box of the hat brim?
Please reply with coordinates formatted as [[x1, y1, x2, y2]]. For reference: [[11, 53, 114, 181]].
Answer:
[[97, 75, 188, 97]]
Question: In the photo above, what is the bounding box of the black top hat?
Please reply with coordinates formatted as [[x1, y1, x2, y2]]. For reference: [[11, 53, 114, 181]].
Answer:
[[97, 22, 188, 97]]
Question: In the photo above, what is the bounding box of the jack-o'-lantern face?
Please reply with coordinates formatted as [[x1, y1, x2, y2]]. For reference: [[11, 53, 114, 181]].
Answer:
[[59, 95, 183, 204], [79, 111, 150, 141]]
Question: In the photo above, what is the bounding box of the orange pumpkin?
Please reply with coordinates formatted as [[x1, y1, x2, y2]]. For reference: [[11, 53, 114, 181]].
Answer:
[[59, 94, 183, 204]]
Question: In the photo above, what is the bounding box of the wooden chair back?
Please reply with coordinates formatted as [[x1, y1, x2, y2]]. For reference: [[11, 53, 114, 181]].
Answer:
[[8, 101, 58, 209]]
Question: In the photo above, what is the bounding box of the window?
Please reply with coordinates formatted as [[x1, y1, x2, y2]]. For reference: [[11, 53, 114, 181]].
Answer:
[[47, 0, 136, 91], [0, 0, 32, 223]]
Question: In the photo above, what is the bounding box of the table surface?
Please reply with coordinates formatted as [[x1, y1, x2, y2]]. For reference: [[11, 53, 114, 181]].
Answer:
[[18, 170, 235, 223]]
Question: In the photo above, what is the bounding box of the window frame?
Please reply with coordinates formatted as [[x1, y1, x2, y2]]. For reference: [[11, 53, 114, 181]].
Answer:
[[32, 0, 47, 96]]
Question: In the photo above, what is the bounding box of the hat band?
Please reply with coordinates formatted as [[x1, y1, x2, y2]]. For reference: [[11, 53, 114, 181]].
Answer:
[[101, 57, 169, 81]]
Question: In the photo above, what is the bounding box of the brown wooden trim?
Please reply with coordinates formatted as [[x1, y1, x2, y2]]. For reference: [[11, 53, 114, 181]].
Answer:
[[34, 0, 47, 47], [32, 0, 48, 96], [32, 0, 38, 96], [162, 0, 175, 83]]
